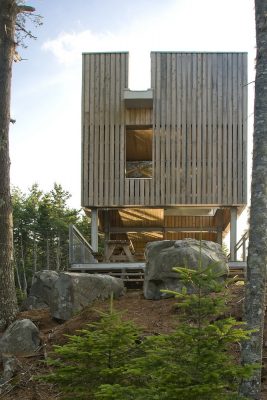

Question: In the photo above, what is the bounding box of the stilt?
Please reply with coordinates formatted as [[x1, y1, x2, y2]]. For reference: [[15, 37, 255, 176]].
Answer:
[[104, 210, 110, 261], [91, 208, 98, 253], [230, 207, 237, 261]]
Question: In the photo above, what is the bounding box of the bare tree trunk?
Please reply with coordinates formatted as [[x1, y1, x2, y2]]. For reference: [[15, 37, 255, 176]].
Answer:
[[20, 235, 27, 294], [46, 238, 50, 270], [14, 251, 22, 291], [0, 0, 19, 329], [56, 235, 61, 271], [32, 235, 37, 285], [240, 1, 267, 398]]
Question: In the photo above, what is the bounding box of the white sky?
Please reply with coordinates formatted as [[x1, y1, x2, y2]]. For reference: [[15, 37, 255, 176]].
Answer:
[[11, 0, 256, 235]]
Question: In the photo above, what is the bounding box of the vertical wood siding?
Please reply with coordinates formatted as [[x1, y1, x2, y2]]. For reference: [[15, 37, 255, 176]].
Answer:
[[82, 52, 247, 207]]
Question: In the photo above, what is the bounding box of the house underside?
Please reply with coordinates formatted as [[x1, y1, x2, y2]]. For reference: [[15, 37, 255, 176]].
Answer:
[[78, 51, 248, 269], [83, 205, 243, 263]]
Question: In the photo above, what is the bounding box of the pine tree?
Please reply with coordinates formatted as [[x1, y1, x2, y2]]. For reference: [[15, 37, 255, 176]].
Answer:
[[41, 302, 141, 400], [98, 265, 256, 400]]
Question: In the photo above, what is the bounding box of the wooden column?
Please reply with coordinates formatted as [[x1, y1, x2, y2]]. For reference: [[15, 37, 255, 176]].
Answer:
[[104, 210, 110, 261], [230, 207, 237, 261], [91, 208, 98, 252], [217, 228, 223, 245]]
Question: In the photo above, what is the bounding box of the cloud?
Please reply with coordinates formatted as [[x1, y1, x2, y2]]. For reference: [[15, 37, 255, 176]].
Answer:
[[42, 0, 255, 89], [42, 30, 118, 65]]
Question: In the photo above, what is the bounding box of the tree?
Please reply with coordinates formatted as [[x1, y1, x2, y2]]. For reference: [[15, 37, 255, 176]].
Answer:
[[0, 0, 35, 328], [41, 306, 140, 400], [12, 184, 90, 285], [98, 266, 254, 400], [240, 1, 267, 398]]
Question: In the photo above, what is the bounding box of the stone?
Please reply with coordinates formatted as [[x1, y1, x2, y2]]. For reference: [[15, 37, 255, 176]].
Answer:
[[144, 239, 228, 300], [50, 272, 125, 320], [22, 270, 59, 310], [1, 355, 19, 382], [0, 319, 41, 357]]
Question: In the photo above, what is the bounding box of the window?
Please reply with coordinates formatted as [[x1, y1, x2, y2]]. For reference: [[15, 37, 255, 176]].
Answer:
[[125, 126, 153, 178]]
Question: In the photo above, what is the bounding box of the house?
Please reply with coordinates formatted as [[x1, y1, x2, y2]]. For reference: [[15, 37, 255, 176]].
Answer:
[[80, 51, 247, 265]]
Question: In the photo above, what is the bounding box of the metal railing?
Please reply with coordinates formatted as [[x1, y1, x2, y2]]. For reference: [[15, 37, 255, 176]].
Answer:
[[69, 224, 98, 265], [228, 230, 249, 262]]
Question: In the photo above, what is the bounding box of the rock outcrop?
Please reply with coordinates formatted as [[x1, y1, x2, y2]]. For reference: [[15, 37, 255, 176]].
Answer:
[[22, 270, 59, 310], [144, 239, 228, 300], [23, 270, 125, 320], [50, 272, 125, 320], [0, 319, 41, 357]]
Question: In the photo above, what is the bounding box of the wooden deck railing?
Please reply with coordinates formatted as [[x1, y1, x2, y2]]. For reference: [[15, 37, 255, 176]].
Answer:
[[69, 225, 98, 265]]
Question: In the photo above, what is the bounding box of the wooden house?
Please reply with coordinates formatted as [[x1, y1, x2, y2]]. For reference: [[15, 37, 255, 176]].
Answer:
[[81, 51, 247, 264]]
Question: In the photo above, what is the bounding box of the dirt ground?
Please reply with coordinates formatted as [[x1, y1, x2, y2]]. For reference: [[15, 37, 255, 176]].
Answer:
[[0, 284, 266, 400]]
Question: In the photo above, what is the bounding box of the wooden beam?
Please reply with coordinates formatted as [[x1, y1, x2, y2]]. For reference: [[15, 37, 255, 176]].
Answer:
[[91, 208, 98, 252], [109, 226, 220, 233], [230, 207, 237, 261]]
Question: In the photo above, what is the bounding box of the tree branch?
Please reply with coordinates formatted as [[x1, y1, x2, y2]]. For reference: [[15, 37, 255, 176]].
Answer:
[[15, 21, 36, 40], [17, 5, 35, 13]]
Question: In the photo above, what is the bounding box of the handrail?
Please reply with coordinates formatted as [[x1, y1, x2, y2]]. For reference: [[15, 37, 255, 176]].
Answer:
[[69, 224, 98, 265], [228, 230, 248, 262], [71, 224, 94, 252]]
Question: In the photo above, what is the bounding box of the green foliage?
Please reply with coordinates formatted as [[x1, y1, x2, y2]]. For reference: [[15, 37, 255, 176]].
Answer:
[[40, 261, 256, 399], [12, 183, 91, 287], [98, 265, 256, 400], [40, 305, 141, 400]]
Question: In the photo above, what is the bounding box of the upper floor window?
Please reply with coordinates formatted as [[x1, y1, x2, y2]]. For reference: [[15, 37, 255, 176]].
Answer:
[[125, 126, 152, 178]]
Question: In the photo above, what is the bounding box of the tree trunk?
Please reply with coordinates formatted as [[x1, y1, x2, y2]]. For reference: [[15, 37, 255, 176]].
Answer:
[[240, 1, 267, 398], [0, 0, 19, 328]]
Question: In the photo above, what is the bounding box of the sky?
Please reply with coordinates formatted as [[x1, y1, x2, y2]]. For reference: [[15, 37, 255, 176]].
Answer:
[[10, 0, 256, 218]]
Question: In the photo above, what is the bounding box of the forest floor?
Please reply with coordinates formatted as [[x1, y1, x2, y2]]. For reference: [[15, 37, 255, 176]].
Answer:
[[0, 282, 266, 400]]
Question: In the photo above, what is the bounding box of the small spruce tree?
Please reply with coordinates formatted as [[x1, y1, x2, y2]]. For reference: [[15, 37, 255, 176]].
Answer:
[[97, 265, 256, 400], [41, 298, 141, 400]]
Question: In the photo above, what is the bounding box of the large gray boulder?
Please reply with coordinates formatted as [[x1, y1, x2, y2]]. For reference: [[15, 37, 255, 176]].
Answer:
[[144, 239, 228, 300], [22, 270, 59, 310], [50, 273, 125, 320], [0, 319, 41, 357]]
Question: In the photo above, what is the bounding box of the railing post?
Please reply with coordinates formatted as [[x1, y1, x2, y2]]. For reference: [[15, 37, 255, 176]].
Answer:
[[91, 208, 98, 253], [230, 207, 237, 261], [69, 224, 74, 265]]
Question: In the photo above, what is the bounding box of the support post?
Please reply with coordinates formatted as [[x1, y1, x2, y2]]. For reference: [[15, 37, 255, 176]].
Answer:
[[91, 208, 98, 253], [104, 210, 110, 261], [230, 207, 237, 261], [217, 228, 223, 245]]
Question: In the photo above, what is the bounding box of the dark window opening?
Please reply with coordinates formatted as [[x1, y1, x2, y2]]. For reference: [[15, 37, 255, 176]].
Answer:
[[126, 127, 153, 178]]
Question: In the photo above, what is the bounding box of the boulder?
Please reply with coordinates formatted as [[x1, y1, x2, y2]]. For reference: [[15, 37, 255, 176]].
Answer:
[[22, 270, 59, 310], [1, 355, 19, 383], [144, 239, 228, 300], [0, 319, 41, 357], [50, 273, 125, 320]]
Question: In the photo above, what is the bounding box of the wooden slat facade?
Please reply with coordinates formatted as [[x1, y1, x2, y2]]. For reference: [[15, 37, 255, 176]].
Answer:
[[82, 51, 247, 208]]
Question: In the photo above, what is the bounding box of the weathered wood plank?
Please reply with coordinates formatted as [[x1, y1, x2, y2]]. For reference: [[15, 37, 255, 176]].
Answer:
[[206, 54, 212, 203], [232, 53, 238, 204], [217, 54, 223, 204], [196, 53, 202, 203], [170, 53, 176, 205], [242, 53, 248, 203], [181, 53, 187, 204], [191, 53, 197, 204], [98, 53, 105, 205], [165, 53, 171, 204], [109, 53, 116, 205], [222, 53, 228, 204], [227, 54, 233, 204], [154, 53, 161, 206], [186, 54, 192, 204], [160, 54, 167, 204], [212, 54, 218, 203]]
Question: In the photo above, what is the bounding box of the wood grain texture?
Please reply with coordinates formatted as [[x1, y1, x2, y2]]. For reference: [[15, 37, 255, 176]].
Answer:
[[82, 52, 247, 208]]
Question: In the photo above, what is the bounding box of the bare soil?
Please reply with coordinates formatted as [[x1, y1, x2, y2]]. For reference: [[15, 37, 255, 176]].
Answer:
[[1, 284, 266, 400]]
